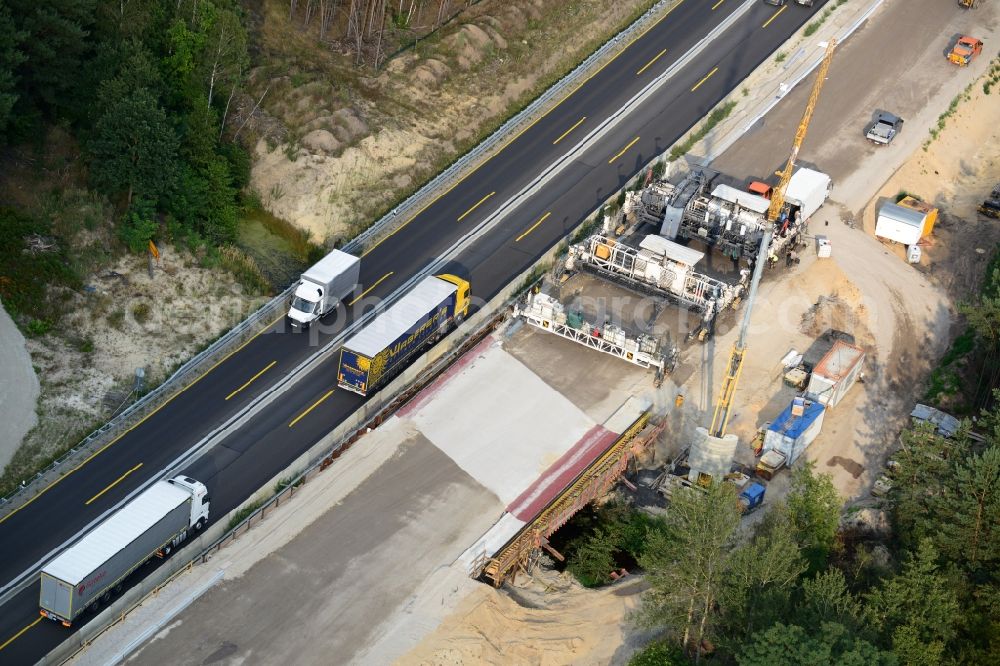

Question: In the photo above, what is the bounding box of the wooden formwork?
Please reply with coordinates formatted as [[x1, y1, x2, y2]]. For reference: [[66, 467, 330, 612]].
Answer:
[[483, 413, 664, 587]]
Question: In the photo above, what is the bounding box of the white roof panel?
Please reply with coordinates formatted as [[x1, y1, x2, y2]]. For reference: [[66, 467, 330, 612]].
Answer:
[[640, 235, 704, 267], [302, 249, 359, 285], [43, 481, 189, 584], [344, 276, 457, 358], [710, 184, 771, 214], [878, 202, 926, 229], [785, 168, 831, 200]]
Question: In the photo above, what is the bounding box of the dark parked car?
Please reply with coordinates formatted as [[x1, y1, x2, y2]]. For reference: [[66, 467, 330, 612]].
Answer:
[[866, 111, 904, 145]]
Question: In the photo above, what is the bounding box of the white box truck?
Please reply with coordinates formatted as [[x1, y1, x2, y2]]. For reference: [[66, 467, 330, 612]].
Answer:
[[784, 168, 831, 222], [287, 249, 361, 329], [39, 476, 210, 626]]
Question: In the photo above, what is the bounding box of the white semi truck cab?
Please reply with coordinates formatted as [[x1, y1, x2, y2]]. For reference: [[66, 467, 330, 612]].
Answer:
[[169, 475, 211, 531]]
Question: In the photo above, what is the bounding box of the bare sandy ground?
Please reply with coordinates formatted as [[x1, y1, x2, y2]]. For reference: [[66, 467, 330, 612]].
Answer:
[[3, 247, 269, 489], [0, 301, 39, 474], [249, 0, 660, 242]]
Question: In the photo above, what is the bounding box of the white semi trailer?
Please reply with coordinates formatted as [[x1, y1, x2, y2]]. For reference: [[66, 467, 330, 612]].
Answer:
[[39, 476, 210, 626]]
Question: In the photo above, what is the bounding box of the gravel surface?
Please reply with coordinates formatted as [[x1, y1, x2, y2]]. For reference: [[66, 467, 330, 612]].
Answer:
[[0, 301, 38, 475]]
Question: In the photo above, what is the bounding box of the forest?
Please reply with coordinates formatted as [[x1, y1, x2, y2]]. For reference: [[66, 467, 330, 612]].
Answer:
[[612, 269, 1000, 664], [1, 0, 250, 247]]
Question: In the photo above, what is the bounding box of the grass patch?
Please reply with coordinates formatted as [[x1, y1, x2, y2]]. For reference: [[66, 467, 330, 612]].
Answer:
[[669, 100, 738, 161], [0, 208, 81, 332], [924, 81, 975, 150], [803, 0, 846, 37], [227, 499, 266, 530], [983, 55, 1000, 95], [218, 245, 272, 296]]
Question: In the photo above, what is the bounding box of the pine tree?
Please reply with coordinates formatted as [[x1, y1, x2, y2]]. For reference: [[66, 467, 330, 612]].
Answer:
[[785, 461, 841, 572]]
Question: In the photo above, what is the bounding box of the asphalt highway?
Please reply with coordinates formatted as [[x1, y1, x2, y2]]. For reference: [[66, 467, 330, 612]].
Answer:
[[0, 0, 831, 661]]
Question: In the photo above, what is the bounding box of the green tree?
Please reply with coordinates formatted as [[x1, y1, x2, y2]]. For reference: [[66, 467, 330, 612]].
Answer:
[[932, 446, 1000, 576], [786, 461, 841, 572], [798, 568, 862, 631], [628, 639, 690, 666], [7, 0, 96, 122], [638, 483, 741, 661], [864, 540, 960, 664], [718, 507, 806, 648], [0, 3, 26, 138], [568, 524, 618, 587], [889, 423, 957, 549], [738, 622, 895, 666], [89, 85, 178, 207]]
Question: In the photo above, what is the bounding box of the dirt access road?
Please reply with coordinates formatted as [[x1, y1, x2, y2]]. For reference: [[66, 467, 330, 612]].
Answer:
[[709, 0, 1000, 499]]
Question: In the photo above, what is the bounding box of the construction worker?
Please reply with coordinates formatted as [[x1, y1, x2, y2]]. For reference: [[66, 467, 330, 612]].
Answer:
[[675, 393, 685, 408]]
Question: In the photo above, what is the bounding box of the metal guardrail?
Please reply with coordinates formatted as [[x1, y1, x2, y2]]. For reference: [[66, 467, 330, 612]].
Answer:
[[0, 0, 679, 512], [346, 0, 680, 256], [0, 285, 295, 511]]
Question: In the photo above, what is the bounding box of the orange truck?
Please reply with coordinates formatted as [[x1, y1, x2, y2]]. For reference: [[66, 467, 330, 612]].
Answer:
[[948, 36, 983, 66]]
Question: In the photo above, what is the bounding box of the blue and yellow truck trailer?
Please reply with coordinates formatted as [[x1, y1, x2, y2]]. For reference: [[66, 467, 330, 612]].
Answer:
[[337, 274, 470, 396]]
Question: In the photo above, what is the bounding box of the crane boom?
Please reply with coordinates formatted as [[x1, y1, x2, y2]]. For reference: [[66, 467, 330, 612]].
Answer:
[[708, 39, 837, 439]]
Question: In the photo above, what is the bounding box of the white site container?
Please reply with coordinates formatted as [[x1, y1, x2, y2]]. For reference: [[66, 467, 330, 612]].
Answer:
[[875, 202, 928, 245], [806, 340, 866, 409]]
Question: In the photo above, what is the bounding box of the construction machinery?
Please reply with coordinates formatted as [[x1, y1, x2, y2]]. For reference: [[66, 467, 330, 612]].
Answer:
[[948, 36, 983, 66], [958, 0, 979, 9], [705, 39, 837, 456]]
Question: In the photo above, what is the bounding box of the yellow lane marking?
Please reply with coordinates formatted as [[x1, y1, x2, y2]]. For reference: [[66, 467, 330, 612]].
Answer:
[[711, 0, 725, 10], [457, 192, 496, 222], [636, 48, 667, 76], [691, 66, 718, 92], [515, 212, 553, 243], [225, 361, 277, 401], [608, 136, 641, 164], [359, 1, 689, 259], [289, 390, 335, 428], [762, 4, 786, 28], [348, 272, 394, 306], [0, 0, 694, 526], [0, 312, 287, 527], [553, 116, 587, 145], [0, 617, 42, 651], [85, 463, 143, 506]]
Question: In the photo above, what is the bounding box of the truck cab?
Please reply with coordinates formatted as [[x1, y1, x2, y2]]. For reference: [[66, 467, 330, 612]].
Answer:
[[168, 476, 210, 531], [288, 281, 327, 329], [948, 36, 983, 66]]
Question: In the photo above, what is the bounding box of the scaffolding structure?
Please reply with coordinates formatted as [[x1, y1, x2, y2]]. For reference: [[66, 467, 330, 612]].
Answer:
[[515, 292, 673, 373], [568, 234, 744, 318], [481, 412, 663, 587]]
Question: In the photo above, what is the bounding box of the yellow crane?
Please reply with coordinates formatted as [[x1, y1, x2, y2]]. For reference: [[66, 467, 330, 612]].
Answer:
[[707, 38, 837, 440]]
